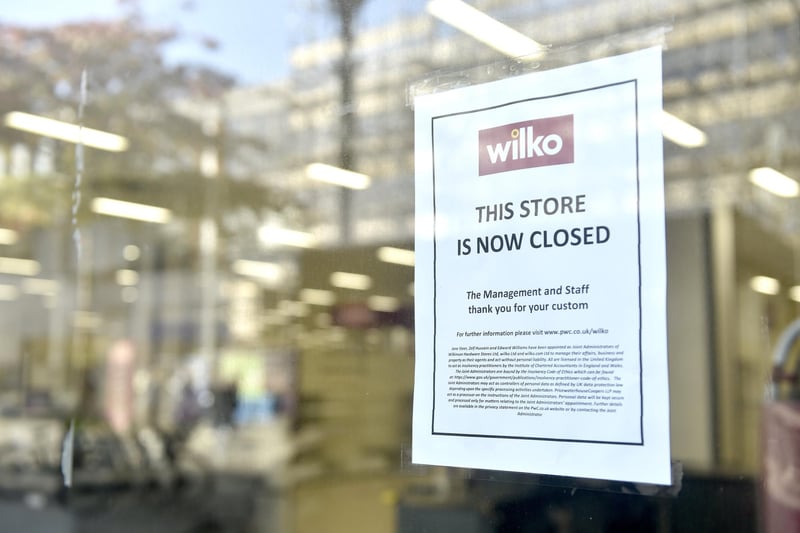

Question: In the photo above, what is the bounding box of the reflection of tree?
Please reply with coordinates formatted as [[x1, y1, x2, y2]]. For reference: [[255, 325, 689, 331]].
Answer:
[[0, 11, 226, 171], [0, 5, 283, 232], [0, 5, 303, 414]]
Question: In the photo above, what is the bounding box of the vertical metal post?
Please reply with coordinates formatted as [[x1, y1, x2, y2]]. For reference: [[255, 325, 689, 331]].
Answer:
[[332, 0, 365, 244]]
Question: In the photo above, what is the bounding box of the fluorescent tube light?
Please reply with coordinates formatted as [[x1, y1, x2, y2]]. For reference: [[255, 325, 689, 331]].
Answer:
[[748, 167, 799, 198], [0, 257, 40, 276], [91, 197, 172, 223], [368, 295, 400, 312], [258, 226, 316, 248], [115, 269, 139, 286], [789, 285, 800, 303], [660, 111, 708, 148], [377, 246, 415, 266], [330, 271, 372, 290], [232, 259, 283, 282], [4, 111, 129, 152], [750, 275, 780, 295], [306, 163, 370, 190], [427, 0, 545, 59], [300, 288, 336, 306], [0, 228, 18, 245]]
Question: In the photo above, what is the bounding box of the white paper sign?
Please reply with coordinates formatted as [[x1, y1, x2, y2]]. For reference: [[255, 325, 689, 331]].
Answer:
[[413, 48, 670, 484]]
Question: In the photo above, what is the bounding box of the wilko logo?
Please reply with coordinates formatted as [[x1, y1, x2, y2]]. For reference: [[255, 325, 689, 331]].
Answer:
[[478, 114, 574, 176]]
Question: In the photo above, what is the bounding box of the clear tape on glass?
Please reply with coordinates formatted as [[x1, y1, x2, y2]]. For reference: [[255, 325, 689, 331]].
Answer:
[[406, 24, 672, 107]]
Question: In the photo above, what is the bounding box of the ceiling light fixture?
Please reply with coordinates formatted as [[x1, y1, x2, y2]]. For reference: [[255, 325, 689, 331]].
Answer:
[[0, 228, 18, 245], [748, 167, 799, 198], [660, 111, 708, 148], [377, 246, 415, 266], [115, 269, 140, 286], [4, 111, 129, 152], [330, 271, 372, 290], [789, 285, 800, 303], [232, 259, 283, 282], [123, 245, 141, 261], [306, 163, 371, 190], [429, 2, 707, 149], [0, 257, 40, 276], [91, 197, 173, 224], [426, 0, 545, 60], [258, 226, 316, 248], [750, 275, 780, 295], [368, 295, 400, 312]]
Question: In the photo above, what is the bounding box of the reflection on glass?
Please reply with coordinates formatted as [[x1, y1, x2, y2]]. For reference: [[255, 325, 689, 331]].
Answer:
[[4, 111, 129, 152], [426, 0, 545, 59], [0, 0, 798, 531], [749, 167, 800, 198], [306, 162, 371, 189]]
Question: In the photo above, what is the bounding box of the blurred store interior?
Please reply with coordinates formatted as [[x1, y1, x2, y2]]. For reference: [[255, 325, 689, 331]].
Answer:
[[1, 0, 800, 531]]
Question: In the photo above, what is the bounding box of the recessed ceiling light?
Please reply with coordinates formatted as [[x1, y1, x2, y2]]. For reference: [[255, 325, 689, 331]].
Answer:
[[377, 246, 415, 266], [306, 163, 370, 190], [123, 245, 141, 261], [232, 260, 283, 282], [0, 228, 18, 245], [115, 269, 139, 286], [259, 226, 316, 248], [750, 275, 780, 295], [330, 271, 372, 290], [789, 285, 800, 303], [368, 295, 400, 312]]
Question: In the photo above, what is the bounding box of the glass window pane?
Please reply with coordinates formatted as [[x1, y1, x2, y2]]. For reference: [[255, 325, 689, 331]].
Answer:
[[0, 1, 797, 532]]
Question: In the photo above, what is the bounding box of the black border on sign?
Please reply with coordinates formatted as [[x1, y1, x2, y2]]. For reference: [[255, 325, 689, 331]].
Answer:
[[430, 79, 644, 446]]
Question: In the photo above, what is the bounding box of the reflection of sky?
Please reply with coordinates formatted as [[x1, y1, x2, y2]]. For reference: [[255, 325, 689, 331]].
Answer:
[[2, 0, 431, 87], [1, 0, 292, 86]]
